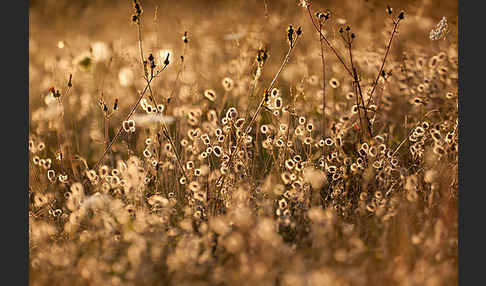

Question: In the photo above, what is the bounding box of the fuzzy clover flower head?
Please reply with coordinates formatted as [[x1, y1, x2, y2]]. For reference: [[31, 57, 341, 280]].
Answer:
[[298, 0, 311, 8]]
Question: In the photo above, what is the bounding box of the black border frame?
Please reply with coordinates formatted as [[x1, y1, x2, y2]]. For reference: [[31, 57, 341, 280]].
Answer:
[[6, 0, 29, 285]]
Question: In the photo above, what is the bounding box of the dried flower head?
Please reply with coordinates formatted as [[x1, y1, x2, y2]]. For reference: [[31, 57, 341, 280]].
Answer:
[[298, 0, 311, 8], [329, 78, 340, 88]]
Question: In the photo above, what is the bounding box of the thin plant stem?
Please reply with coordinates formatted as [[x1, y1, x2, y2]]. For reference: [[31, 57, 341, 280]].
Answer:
[[318, 22, 327, 139], [354, 69, 373, 139], [280, 86, 296, 172], [167, 44, 186, 107], [346, 30, 373, 139], [137, 23, 148, 78], [136, 16, 188, 182], [306, 6, 353, 78], [93, 66, 167, 170], [216, 34, 301, 190], [366, 18, 402, 107], [58, 78, 79, 179]]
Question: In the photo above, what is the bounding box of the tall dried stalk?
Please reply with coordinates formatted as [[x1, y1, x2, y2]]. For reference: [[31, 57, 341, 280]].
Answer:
[[318, 22, 326, 140], [367, 16, 403, 108], [57, 75, 79, 179], [93, 66, 168, 170], [306, 5, 404, 139], [306, 6, 353, 78], [215, 32, 302, 194], [136, 13, 188, 183]]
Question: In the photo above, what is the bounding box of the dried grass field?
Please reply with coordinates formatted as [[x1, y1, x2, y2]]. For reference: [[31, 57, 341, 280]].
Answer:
[[29, 0, 458, 285]]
